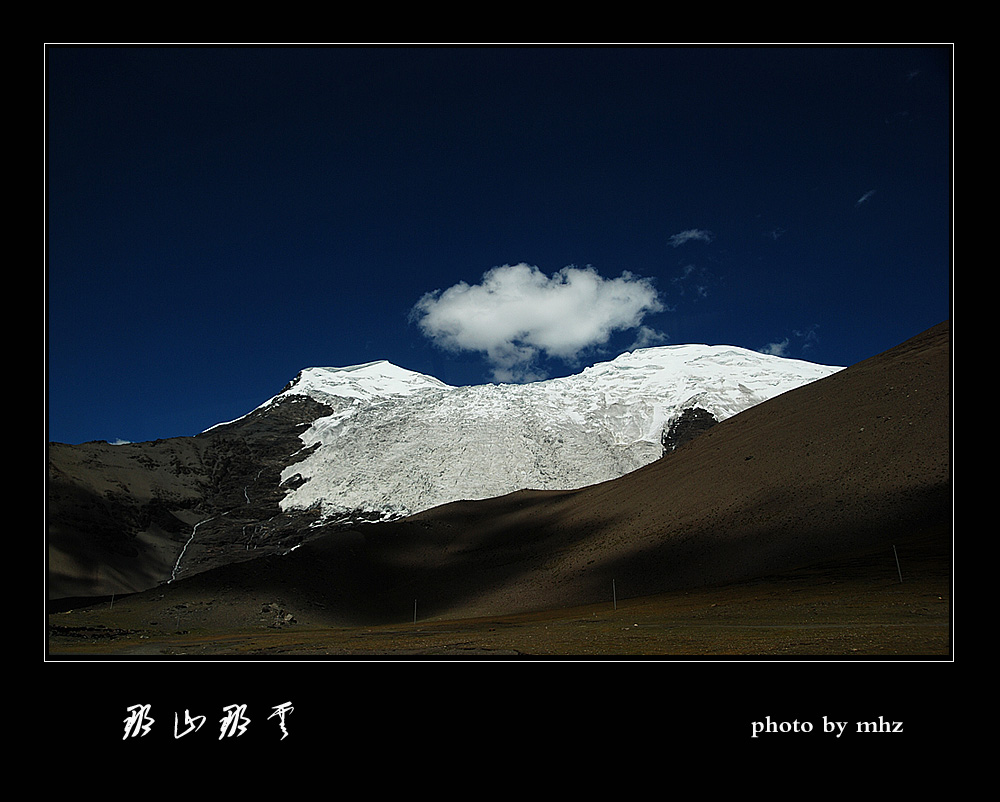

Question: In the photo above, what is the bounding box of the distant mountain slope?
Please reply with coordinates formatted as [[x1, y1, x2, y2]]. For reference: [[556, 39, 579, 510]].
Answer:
[[47, 393, 336, 601]]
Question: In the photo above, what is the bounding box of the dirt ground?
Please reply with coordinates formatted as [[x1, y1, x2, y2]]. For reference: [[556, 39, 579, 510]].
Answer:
[[47, 539, 950, 659]]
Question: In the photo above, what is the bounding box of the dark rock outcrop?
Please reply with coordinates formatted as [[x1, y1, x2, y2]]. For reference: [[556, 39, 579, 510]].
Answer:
[[661, 407, 718, 456]]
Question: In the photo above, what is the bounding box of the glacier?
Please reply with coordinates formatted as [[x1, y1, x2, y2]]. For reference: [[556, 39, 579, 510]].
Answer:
[[263, 346, 843, 523]]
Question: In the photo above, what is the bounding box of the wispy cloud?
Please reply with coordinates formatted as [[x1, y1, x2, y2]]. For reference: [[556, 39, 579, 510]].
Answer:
[[669, 228, 714, 248], [671, 263, 713, 299], [629, 325, 669, 350], [411, 264, 663, 382], [760, 338, 790, 357], [759, 326, 820, 358], [855, 189, 876, 207]]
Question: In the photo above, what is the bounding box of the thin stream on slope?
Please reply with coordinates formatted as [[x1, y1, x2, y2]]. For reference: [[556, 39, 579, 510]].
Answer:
[[170, 474, 265, 582], [169, 517, 213, 583]]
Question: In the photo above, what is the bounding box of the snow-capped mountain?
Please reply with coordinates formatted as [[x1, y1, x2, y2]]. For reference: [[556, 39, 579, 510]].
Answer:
[[48, 323, 949, 605], [261, 346, 843, 523]]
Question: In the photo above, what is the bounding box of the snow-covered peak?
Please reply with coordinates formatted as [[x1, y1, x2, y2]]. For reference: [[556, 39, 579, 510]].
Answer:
[[202, 360, 450, 433], [278, 360, 451, 406], [543, 344, 835, 396]]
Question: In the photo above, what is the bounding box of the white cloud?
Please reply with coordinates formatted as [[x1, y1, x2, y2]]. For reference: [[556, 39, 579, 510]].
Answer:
[[669, 229, 714, 247], [855, 189, 876, 207], [411, 263, 664, 382]]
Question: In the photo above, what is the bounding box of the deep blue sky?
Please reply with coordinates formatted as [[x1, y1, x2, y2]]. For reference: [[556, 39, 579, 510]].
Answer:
[[46, 46, 952, 445]]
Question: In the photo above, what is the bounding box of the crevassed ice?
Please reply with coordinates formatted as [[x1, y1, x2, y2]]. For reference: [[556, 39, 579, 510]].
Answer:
[[274, 346, 842, 521]]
